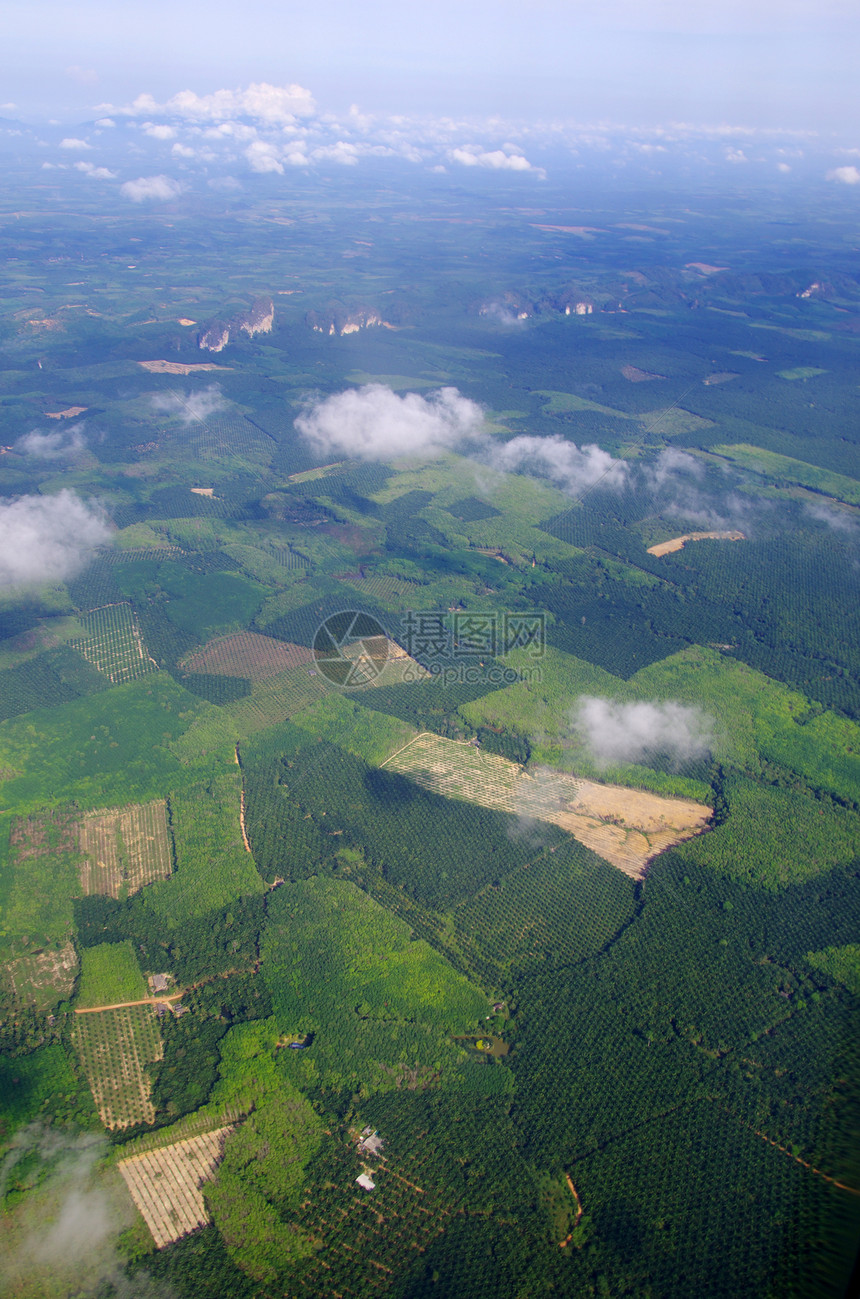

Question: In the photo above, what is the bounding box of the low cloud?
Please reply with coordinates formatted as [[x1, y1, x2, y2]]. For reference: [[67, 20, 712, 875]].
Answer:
[[126, 82, 316, 124], [449, 145, 544, 177], [0, 491, 112, 589], [0, 1125, 164, 1298], [74, 161, 117, 179], [151, 385, 226, 423], [490, 434, 628, 496], [120, 174, 184, 202], [15, 425, 87, 458], [59, 137, 90, 150], [296, 383, 485, 460], [142, 122, 175, 140], [827, 165, 860, 184], [573, 696, 713, 769], [65, 65, 98, 85]]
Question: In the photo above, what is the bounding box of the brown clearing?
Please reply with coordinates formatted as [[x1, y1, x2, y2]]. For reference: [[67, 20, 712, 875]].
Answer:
[[384, 733, 711, 879], [621, 364, 666, 382], [703, 372, 738, 385], [558, 1175, 584, 1247], [137, 360, 232, 375], [78, 800, 172, 898], [648, 530, 746, 557], [183, 631, 314, 681], [6, 942, 78, 1006], [190, 486, 215, 497], [46, 405, 88, 419], [119, 1127, 232, 1248], [686, 262, 728, 274], [530, 224, 600, 236], [177, 318, 197, 326]]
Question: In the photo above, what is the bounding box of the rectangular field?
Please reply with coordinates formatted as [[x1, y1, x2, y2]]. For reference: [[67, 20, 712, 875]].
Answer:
[[5, 941, 78, 1010], [383, 732, 711, 878], [71, 1004, 163, 1130], [118, 1127, 232, 1248], [78, 799, 173, 897], [69, 603, 157, 683], [182, 632, 314, 681]]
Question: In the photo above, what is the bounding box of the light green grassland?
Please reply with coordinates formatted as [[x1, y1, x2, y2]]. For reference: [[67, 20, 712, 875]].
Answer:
[[76, 940, 148, 1008], [805, 945, 860, 995], [370, 452, 574, 524], [286, 695, 416, 765], [711, 444, 860, 506]]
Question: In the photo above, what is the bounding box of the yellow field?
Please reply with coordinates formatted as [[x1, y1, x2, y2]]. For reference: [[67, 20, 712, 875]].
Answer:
[[69, 602, 156, 683], [71, 1004, 163, 1130], [78, 800, 172, 898], [118, 1127, 232, 1248], [383, 733, 711, 878]]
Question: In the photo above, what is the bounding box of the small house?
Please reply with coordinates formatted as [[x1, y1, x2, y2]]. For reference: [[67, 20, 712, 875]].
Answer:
[[355, 1173, 375, 1191]]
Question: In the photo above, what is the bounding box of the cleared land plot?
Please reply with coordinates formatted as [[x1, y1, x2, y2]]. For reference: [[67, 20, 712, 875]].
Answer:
[[71, 1004, 163, 1130], [182, 632, 314, 681], [647, 530, 746, 557], [711, 443, 860, 506], [78, 800, 172, 897], [621, 365, 665, 382], [5, 941, 77, 1009], [118, 1128, 232, 1248], [138, 360, 231, 375], [384, 733, 711, 878], [69, 603, 156, 683]]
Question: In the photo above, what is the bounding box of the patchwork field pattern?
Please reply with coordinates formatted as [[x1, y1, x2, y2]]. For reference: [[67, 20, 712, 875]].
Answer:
[[118, 1127, 232, 1248], [182, 632, 314, 680], [71, 1004, 163, 1129], [78, 800, 173, 898], [5, 941, 78, 1009], [384, 733, 711, 877], [69, 603, 156, 683]]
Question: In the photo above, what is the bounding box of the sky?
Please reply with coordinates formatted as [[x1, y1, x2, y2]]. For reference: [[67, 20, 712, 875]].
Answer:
[[3, 0, 859, 133]]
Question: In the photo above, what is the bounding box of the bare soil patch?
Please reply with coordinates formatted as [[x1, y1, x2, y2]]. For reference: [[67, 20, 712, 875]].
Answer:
[[384, 733, 711, 879], [648, 530, 746, 557], [46, 406, 87, 419], [138, 360, 232, 375], [118, 1127, 232, 1248], [190, 486, 215, 497], [621, 364, 666, 382], [183, 631, 314, 681]]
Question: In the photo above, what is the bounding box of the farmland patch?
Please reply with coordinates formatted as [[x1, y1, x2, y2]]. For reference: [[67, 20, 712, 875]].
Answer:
[[78, 799, 172, 897], [118, 1127, 232, 1248], [182, 632, 314, 681], [71, 1004, 163, 1129], [384, 733, 711, 878], [5, 941, 77, 1010], [69, 603, 156, 683], [647, 530, 746, 557]]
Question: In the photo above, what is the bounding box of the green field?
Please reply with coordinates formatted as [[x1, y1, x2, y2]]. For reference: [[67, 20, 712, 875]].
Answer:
[[76, 940, 149, 1009]]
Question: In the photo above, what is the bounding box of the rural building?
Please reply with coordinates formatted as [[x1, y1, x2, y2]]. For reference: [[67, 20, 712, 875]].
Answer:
[[356, 1173, 376, 1191]]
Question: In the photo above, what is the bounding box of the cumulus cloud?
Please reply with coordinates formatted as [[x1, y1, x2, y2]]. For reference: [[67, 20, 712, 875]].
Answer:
[[74, 161, 117, 179], [449, 144, 544, 176], [311, 141, 359, 165], [59, 137, 90, 150], [126, 82, 315, 124], [296, 384, 485, 460], [573, 696, 713, 769], [490, 434, 628, 496], [15, 425, 87, 458], [142, 122, 175, 140], [151, 385, 226, 423], [827, 165, 860, 184], [245, 140, 285, 173], [0, 491, 111, 589], [120, 174, 183, 202]]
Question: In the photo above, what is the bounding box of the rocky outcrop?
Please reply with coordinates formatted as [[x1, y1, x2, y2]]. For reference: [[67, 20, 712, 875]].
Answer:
[[199, 297, 274, 351], [305, 304, 392, 336]]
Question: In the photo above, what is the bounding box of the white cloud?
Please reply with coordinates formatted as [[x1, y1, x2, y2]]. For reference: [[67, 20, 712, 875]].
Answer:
[[94, 117, 114, 127], [120, 174, 184, 202], [65, 65, 98, 85], [245, 140, 284, 174], [827, 165, 860, 184], [490, 434, 628, 496], [0, 492, 111, 589], [449, 145, 543, 175], [15, 425, 87, 458], [573, 696, 713, 768], [296, 384, 485, 460], [151, 385, 226, 424], [171, 142, 196, 158], [777, 162, 792, 172], [311, 141, 359, 165], [59, 137, 90, 150], [74, 161, 117, 179], [128, 82, 315, 124], [142, 122, 175, 140]]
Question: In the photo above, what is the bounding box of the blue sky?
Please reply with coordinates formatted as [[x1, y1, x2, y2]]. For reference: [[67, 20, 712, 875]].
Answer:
[[3, 0, 858, 132]]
